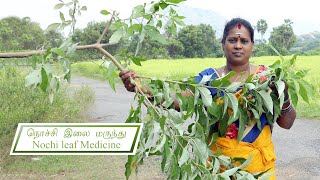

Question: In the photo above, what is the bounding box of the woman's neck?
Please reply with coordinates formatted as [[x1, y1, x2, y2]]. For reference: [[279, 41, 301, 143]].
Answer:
[[225, 63, 251, 74]]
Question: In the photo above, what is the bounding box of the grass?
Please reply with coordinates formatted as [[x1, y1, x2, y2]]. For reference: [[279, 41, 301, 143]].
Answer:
[[72, 55, 320, 119], [0, 66, 95, 170]]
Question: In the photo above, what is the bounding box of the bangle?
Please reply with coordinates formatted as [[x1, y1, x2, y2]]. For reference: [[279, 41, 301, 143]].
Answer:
[[284, 97, 290, 103], [281, 101, 293, 113]]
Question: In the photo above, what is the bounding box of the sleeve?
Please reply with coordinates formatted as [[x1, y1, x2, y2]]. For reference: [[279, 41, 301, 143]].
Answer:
[[194, 68, 219, 96]]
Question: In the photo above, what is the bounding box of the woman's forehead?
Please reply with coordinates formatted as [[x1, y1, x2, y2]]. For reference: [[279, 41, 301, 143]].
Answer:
[[227, 26, 251, 38]]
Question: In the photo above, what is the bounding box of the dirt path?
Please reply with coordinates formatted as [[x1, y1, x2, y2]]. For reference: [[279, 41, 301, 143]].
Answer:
[[71, 76, 320, 180]]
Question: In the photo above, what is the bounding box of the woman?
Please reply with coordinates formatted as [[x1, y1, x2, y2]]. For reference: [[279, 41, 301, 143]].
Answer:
[[119, 18, 296, 179]]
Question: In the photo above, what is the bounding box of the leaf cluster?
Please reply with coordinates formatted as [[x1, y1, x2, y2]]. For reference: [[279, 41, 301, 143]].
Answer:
[[123, 52, 314, 179]]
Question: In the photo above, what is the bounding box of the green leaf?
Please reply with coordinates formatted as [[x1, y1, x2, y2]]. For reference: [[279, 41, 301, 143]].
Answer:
[[195, 122, 204, 139], [161, 138, 171, 171], [191, 138, 209, 166], [226, 93, 238, 118], [100, 10, 111, 15], [251, 109, 261, 130], [226, 82, 241, 92], [173, 16, 185, 26], [220, 167, 239, 177], [80, 6, 87, 11], [290, 54, 298, 66], [170, 155, 179, 179], [46, 23, 61, 31], [159, 2, 169, 10], [245, 83, 255, 90], [130, 56, 146, 66], [109, 29, 123, 44], [125, 154, 138, 180], [166, 0, 186, 4], [292, 79, 300, 95], [51, 47, 64, 56], [64, 69, 71, 83], [178, 146, 189, 166], [298, 79, 313, 104], [144, 25, 167, 44], [40, 66, 48, 92], [168, 109, 183, 124], [151, 135, 166, 153], [54, 3, 64, 10], [131, 5, 145, 19], [268, 60, 281, 69], [289, 88, 299, 107], [219, 114, 229, 137], [59, 12, 65, 22], [218, 155, 231, 167], [156, 20, 163, 28], [197, 87, 212, 107], [258, 90, 273, 114], [275, 80, 285, 98], [212, 157, 220, 174], [160, 116, 166, 131], [238, 155, 253, 169], [25, 69, 41, 87], [207, 102, 220, 118], [199, 74, 213, 85], [238, 108, 246, 141], [268, 44, 284, 61]]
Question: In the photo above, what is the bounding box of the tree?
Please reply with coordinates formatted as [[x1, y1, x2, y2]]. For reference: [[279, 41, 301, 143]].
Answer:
[[269, 19, 296, 55], [0, 16, 46, 51], [44, 30, 64, 48], [72, 21, 123, 60], [177, 24, 221, 58], [166, 38, 184, 58], [256, 19, 268, 42]]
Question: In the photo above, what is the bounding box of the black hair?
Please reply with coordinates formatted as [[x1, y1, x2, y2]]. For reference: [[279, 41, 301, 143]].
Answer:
[[221, 18, 254, 44]]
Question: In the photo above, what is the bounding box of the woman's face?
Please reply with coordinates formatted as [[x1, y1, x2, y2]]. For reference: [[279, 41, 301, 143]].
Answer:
[[222, 25, 253, 66]]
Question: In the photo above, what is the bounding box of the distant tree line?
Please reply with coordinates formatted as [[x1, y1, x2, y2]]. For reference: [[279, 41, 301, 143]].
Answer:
[[1, 16, 320, 60]]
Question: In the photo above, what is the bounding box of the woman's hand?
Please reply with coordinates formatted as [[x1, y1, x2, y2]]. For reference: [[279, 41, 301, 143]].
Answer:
[[269, 79, 289, 102], [119, 70, 136, 92]]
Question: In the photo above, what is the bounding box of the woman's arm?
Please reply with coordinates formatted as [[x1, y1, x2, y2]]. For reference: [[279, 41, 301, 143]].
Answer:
[[276, 100, 296, 129], [276, 82, 296, 129], [119, 70, 193, 111]]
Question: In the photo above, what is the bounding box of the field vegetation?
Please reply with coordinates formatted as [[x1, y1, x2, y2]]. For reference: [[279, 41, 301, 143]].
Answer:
[[72, 55, 320, 119]]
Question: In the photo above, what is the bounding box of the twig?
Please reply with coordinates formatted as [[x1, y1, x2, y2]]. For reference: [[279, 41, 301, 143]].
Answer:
[[0, 43, 116, 58], [97, 11, 116, 44]]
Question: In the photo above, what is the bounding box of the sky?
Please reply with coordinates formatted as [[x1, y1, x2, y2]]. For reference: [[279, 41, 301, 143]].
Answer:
[[0, 0, 319, 36]]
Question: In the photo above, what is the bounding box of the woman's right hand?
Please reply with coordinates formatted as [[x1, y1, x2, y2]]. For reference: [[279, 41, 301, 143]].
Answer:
[[119, 70, 136, 92]]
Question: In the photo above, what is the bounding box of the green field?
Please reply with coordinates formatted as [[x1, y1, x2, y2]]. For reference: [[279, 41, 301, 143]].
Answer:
[[72, 55, 320, 119]]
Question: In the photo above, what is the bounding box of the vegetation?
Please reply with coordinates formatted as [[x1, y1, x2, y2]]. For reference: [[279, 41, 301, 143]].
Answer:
[[0, 66, 95, 163], [0, 16, 63, 51], [269, 19, 296, 55], [256, 19, 268, 41]]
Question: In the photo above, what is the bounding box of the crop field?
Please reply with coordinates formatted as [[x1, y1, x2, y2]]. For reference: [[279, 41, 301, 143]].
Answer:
[[72, 55, 320, 119]]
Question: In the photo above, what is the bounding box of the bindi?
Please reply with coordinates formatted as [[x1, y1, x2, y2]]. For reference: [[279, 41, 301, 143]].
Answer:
[[235, 32, 242, 38], [237, 23, 242, 29]]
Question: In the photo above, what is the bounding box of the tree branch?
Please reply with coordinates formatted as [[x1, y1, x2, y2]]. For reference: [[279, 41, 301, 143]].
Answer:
[[97, 11, 116, 44], [0, 43, 117, 58]]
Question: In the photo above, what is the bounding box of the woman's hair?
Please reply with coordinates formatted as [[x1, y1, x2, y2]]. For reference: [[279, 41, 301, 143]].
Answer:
[[221, 18, 254, 44]]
